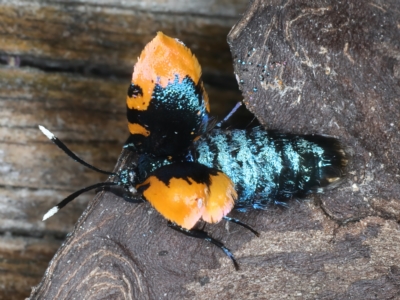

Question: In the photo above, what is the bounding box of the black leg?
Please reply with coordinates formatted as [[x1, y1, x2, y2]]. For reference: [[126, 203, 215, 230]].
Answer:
[[167, 222, 239, 270], [223, 216, 260, 237], [274, 200, 289, 207], [216, 101, 242, 128]]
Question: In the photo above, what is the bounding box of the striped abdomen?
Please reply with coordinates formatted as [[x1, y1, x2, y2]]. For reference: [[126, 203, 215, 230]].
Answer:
[[194, 127, 347, 210]]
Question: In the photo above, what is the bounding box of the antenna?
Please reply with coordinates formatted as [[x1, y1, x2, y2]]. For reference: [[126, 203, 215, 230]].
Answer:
[[39, 125, 117, 176], [39, 125, 122, 220]]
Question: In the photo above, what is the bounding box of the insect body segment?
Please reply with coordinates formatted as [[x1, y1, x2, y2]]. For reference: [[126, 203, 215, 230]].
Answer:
[[136, 162, 236, 230], [39, 32, 348, 271], [39, 125, 246, 269], [195, 127, 347, 210], [137, 126, 347, 211], [126, 32, 210, 157]]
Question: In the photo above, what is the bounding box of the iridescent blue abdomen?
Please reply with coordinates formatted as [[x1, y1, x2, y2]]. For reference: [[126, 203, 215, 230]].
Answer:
[[194, 127, 347, 210]]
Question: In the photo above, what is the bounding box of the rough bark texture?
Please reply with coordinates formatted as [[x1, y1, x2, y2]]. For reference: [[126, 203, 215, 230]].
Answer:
[[2, 0, 400, 299], [228, 0, 400, 225]]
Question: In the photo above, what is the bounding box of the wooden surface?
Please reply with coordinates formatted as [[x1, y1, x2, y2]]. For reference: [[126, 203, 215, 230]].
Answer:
[[28, 0, 400, 299], [0, 0, 246, 299], [2, 0, 400, 299]]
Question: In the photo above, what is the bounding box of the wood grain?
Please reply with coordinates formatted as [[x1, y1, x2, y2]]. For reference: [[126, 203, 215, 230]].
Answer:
[[0, 0, 245, 298]]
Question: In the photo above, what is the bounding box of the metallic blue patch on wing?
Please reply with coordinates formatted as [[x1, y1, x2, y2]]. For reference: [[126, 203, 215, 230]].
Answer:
[[153, 75, 204, 111]]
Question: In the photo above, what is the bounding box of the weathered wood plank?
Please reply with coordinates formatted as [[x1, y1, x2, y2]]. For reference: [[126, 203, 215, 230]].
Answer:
[[0, 66, 126, 298], [0, 236, 60, 300], [0, 0, 247, 80], [0, 0, 246, 297]]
